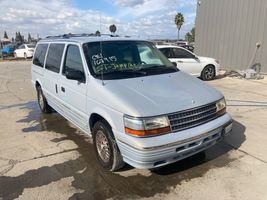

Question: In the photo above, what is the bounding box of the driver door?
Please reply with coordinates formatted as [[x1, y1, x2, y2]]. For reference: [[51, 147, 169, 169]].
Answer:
[[59, 44, 88, 132], [163, 47, 201, 76]]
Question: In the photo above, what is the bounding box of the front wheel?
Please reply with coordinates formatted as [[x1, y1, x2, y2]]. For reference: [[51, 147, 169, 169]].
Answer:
[[24, 53, 27, 59], [93, 120, 124, 171], [201, 65, 216, 81]]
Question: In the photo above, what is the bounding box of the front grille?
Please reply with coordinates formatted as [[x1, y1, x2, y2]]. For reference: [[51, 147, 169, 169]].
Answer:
[[168, 103, 217, 132]]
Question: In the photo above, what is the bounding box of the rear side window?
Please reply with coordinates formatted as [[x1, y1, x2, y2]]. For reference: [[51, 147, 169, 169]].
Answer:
[[45, 43, 65, 73], [172, 48, 195, 59], [33, 44, 48, 67], [159, 48, 173, 58]]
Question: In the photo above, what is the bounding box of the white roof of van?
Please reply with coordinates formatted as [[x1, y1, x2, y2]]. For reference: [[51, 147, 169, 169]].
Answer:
[[156, 45, 181, 49], [39, 34, 147, 44]]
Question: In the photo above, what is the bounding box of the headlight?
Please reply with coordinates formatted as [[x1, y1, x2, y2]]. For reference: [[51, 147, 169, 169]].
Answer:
[[216, 98, 226, 115], [124, 115, 171, 137]]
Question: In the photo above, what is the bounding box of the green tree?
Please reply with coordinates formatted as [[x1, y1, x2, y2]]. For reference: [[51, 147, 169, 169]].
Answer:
[[4, 31, 8, 39], [28, 33, 32, 42], [185, 27, 195, 43], [174, 12, 184, 40], [15, 32, 19, 42], [16, 32, 23, 43], [109, 24, 117, 34]]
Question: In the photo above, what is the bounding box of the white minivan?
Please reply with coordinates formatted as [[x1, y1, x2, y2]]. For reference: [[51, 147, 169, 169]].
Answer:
[[31, 34, 232, 171]]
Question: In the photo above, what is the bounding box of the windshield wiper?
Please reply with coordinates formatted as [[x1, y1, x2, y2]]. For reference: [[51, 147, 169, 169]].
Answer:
[[139, 65, 178, 72], [96, 69, 147, 76]]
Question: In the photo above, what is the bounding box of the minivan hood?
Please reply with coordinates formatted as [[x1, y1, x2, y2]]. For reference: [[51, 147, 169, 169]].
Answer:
[[92, 72, 223, 117]]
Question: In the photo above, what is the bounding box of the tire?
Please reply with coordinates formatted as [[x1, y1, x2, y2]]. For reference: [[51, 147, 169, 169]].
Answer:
[[37, 86, 52, 113], [201, 65, 216, 81], [24, 53, 27, 59], [93, 120, 124, 171]]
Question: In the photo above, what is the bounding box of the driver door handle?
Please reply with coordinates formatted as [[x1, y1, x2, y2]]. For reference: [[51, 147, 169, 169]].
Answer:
[[61, 87, 65, 92], [177, 60, 183, 63]]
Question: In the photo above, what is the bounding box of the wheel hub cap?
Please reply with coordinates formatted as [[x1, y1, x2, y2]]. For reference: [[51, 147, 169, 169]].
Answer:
[[39, 93, 44, 109], [205, 67, 214, 79], [96, 130, 110, 162]]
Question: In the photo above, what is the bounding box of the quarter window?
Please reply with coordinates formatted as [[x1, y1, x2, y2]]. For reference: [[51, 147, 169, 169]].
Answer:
[[33, 44, 48, 68], [63, 45, 85, 78], [45, 43, 65, 73]]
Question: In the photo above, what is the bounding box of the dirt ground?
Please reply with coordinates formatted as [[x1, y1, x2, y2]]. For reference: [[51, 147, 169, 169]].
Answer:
[[0, 61, 267, 200]]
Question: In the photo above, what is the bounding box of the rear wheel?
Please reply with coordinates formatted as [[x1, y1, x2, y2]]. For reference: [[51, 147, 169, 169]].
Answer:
[[37, 86, 52, 113], [201, 65, 216, 81], [93, 120, 124, 171]]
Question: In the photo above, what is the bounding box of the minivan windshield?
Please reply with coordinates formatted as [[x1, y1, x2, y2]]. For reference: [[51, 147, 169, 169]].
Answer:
[[83, 41, 178, 80]]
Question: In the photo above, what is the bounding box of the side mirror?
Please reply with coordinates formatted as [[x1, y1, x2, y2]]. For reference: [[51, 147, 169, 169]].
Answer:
[[194, 55, 199, 60], [65, 68, 85, 82], [172, 62, 177, 67]]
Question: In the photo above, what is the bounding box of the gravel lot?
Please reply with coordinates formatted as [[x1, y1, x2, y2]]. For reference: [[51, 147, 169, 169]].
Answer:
[[0, 61, 267, 200]]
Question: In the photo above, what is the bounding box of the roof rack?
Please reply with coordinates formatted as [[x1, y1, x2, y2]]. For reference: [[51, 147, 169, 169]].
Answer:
[[45, 33, 122, 39]]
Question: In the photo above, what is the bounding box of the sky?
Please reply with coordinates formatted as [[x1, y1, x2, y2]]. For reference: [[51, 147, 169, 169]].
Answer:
[[0, 0, 197, 40]]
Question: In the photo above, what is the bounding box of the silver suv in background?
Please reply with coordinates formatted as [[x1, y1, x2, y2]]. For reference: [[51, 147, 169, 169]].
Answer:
[[31, 34, 232, 171]]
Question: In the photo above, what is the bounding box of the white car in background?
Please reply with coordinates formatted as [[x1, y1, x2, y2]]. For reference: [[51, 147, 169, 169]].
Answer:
[[157, 45, 220, 80], [14, 44, 36, 59]]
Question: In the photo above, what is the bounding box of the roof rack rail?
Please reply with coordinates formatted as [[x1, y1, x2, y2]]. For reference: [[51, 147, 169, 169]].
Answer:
[[45, 33, 122, 39]]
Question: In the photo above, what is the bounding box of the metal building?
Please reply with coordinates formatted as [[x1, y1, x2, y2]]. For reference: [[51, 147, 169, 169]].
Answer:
[[195, 0, 267, 73]]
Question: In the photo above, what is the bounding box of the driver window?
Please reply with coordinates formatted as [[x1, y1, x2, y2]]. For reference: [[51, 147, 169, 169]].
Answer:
[[172, 48, 195, 59], [63, 45, 85, 77]]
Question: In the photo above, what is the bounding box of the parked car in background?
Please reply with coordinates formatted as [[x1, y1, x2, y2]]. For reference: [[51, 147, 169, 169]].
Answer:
[[157, 45, 220, 80], [31, 34, 232, 171], [0, 44, 15, 56], [14, 44, 36, 59], [176, 40, 188, 46]]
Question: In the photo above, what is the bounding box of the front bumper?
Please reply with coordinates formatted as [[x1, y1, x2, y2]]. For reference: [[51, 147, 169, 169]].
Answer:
[[27, 51, 34, 57], [116, 114, 232, 169]]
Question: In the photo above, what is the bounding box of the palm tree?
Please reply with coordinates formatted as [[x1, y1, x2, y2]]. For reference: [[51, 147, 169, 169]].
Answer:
[[109, 24, 117, 34], [95, 30, 101, 36], [175, 13, 184, 40]]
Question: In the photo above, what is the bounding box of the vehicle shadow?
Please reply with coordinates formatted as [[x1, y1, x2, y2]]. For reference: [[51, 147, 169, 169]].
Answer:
[[152, 120, 246, 175], [0, 101, 246, 200]]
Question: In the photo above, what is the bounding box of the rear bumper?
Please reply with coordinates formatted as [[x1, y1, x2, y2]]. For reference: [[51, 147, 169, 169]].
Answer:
[[116, 114, 232, 169]]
